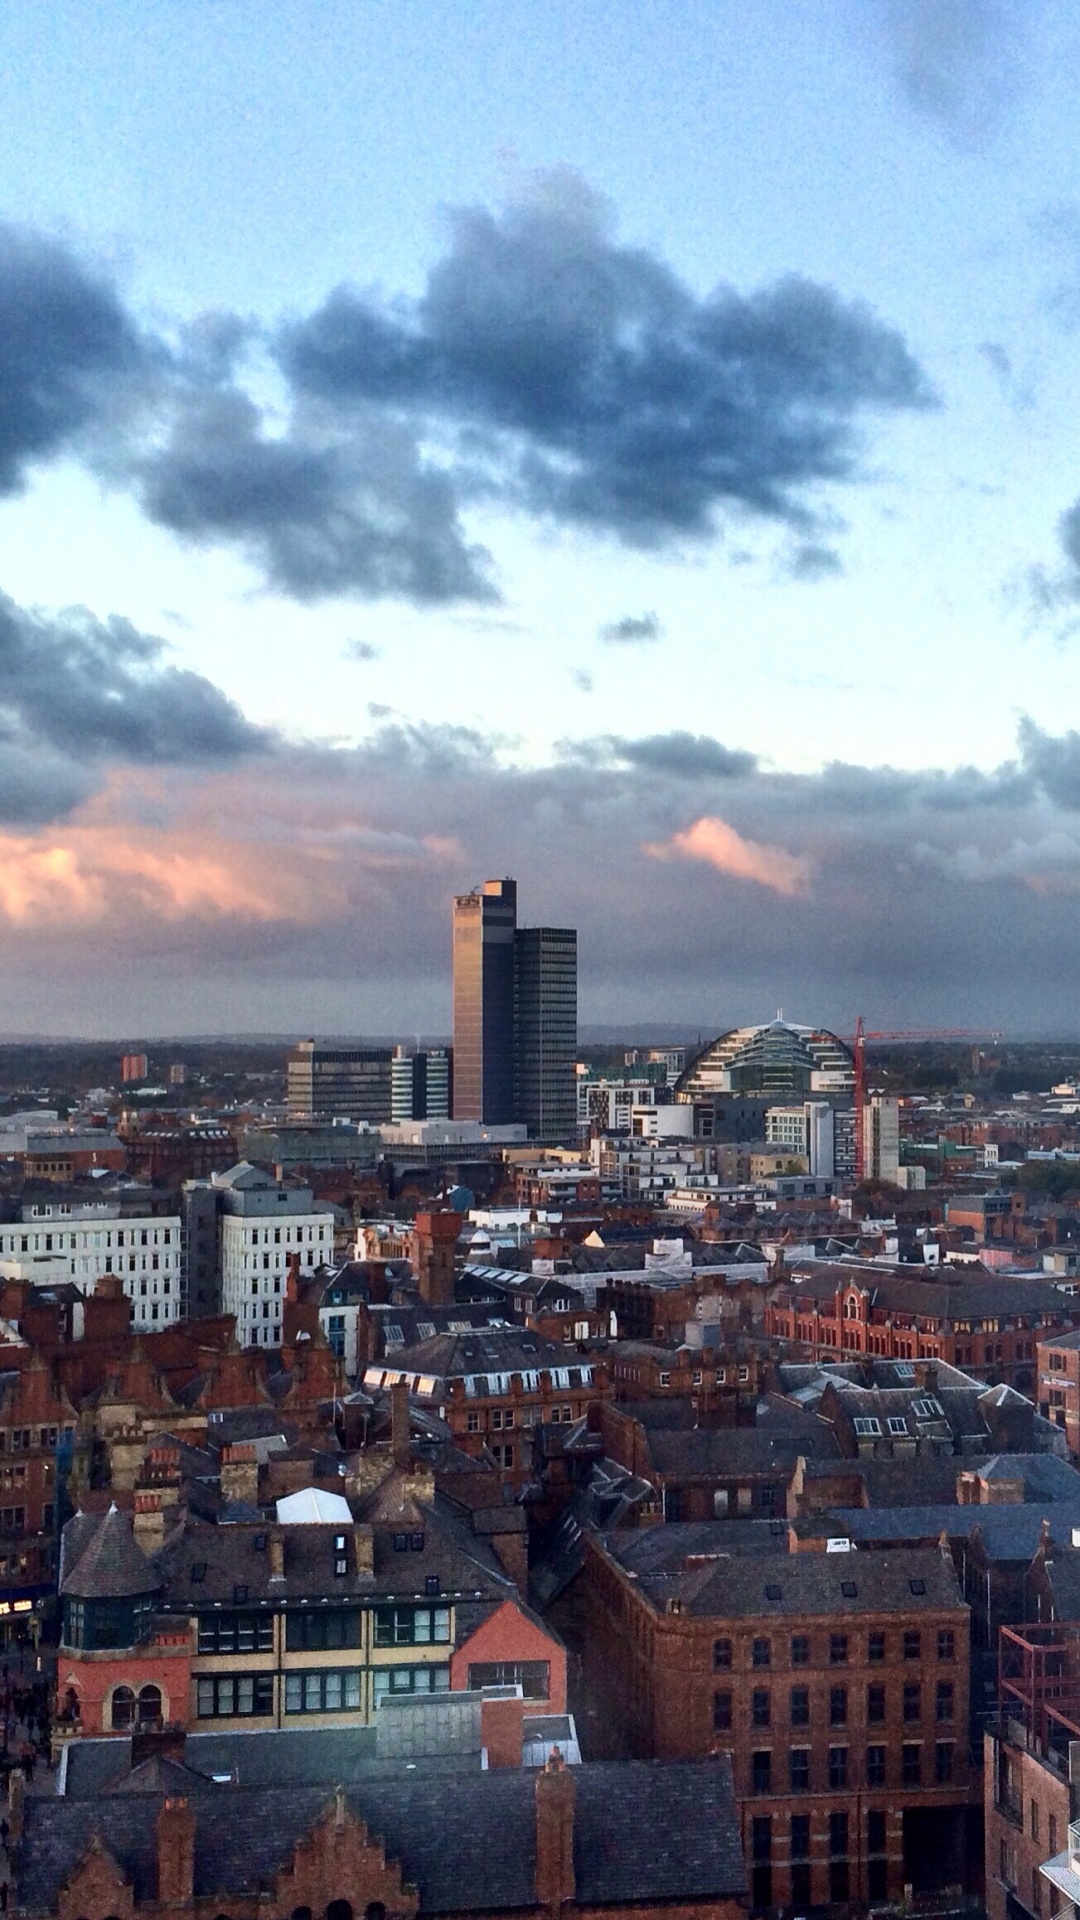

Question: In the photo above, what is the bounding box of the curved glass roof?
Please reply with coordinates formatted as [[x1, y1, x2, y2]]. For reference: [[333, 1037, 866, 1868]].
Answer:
[[674, 1019, 854, 1100]]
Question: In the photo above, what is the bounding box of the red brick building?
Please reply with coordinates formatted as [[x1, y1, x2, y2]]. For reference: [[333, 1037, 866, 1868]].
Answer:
[[581, 1526, 978, 1910]]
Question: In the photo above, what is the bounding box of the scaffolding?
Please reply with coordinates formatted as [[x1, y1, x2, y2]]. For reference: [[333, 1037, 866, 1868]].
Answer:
[[999, 1623, 1080, 1770]]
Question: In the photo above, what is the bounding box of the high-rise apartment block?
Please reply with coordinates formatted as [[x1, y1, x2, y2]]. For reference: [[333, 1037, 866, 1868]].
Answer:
[[862, 1095, 901, 1185], [286, 1039, 393, 1122], [452, 878, 577, 1142], [121, 1053, 148, 1083]]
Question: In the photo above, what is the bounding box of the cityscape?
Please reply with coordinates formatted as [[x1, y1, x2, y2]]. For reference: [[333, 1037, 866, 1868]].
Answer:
[[6, 7, 1080, 1920]]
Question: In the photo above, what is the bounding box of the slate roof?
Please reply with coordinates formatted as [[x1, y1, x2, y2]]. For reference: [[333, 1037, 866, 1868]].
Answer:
[[830, 1503, 1080, 1561], [17, 1760, 746, 1913], [372, 1329, 594, 1381], [1042, 1551, 1080, 1622], [645, 1426, 840, 1476], [60, 1506, 160, 1600], [782, 1262, 1080, 1320], [598, 1533, 963, 1619]]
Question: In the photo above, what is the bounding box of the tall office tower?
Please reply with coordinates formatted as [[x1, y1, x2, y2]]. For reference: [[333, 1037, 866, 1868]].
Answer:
[[513, 925, 578, 1144], [391, 1045, 453, 1121], [452, 879, 517, 1122], [862, 1095, 901, 1185]]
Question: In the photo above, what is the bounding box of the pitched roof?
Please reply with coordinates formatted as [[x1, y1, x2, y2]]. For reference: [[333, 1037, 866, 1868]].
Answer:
[[60, 1506, 160, 1600], [18, 1760, 745, 1912], [599, 1533, 964, 1619]]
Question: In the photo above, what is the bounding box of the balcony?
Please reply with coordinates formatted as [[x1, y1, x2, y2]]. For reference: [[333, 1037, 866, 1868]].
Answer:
[[1039, 1826, 1080, 1917]]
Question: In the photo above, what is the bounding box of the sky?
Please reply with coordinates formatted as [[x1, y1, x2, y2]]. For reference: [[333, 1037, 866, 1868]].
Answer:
[[4, 0, 1080, 1036]]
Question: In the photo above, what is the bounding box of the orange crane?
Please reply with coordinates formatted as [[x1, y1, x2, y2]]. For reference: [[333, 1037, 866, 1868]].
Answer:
[[852, 1018, 1005, 1183]]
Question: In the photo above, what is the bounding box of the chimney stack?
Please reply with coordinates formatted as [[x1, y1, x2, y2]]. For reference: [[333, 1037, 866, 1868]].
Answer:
[[534, 1751, 575, 1911], [157, 1797, 196, 1904], [391, 1378, 411, 1470]]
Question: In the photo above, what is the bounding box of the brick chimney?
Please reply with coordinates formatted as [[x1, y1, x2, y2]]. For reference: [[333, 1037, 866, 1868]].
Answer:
[[534, 1751, 575, 1910], [220, 1443, 259, 1506], [133, 1490, 166, 1552], [411, 1210, 462, 1308], [157, 1796, 196, 1904], [391, 1378, 411, 1469]]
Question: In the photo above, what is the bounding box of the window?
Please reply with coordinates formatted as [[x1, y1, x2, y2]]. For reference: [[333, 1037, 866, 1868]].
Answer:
[[901, 1744, 922, 1787], [830, 1686, 848, 1726], [713, 1637, 732, 1670], [791, 1864, 812, 1908], [868, 1630, 885, 1664], [286, 1611, 362, 1652], [903, 1629, 921, 1660], [887, 1415, 908, 1435], [828, 1746, 848, 1789], [936, 1743, 954, 1785], [912, 1397, 944, 1418], [936, 1681, 955, 1721], [199, 1612, 274, 1655], [867, 1684, 886, 1724], [791, 1814, 810, 1861], [284, 1669, 363, 1714], [903, 1683, 921, 1722], [752, 1636, 771, 1668], [469, 1661, 549, 1700], [937, 1629, 955, 1661], [713, 1690, 732, 1731], [853, 1417, 882, 1436], [830, 1633, 848, 1665], [790, 1748, 810, 1792], [197, 1673, 274, 1718], [752, 1689, 771, 1728], [1050, 1815, 1059, 1855], [830, 1811, 849, 1857], [1031, 1801, 1041, 1843], [137, 1684, 161, 1726], [372, 1665, 450, 1702], [751, 1815, 772, 1861], [111, 1684, 136, 1730], [751, 1750, 771, 1793], [374, 1606, 451, 1648], [909, 1578, 927, 1597], [830, 1862, 850, 1903], [868, 1810, 886, 1855], [790, 1687, 809, 1728], [764, 1582, 782, 1602], [866, 1745, 886, 1786], [841, 1580, 857, 1600], [790, 1634, 809, 1666]]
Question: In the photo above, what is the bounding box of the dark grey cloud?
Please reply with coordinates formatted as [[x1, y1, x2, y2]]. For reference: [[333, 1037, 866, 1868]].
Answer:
[[134, 389, 493, 604], [565, 731, 759, 781], [0, 224, 146, 495], [599, 611, 663, 645], [787, 542, 844, 580], [279, 172, 935, 551], [0, 591, 267, 811], [879, 0, 1024, 142]]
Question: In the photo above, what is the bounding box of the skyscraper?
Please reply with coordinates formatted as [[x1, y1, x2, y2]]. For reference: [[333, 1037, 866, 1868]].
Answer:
[[452, 878, 517, 1123], [514, 925, 578, 1143], [452, 877, 577, 1140]]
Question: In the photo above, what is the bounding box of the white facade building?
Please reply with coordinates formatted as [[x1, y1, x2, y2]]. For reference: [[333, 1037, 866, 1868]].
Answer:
[[0, 1197, 181, 1329], [216, 1163, 335, 1349], [862, 1096, 901, 1185], [765, 1102, 835, 1177]]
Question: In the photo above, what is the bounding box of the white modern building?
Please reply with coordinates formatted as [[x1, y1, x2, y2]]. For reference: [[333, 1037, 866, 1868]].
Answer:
[[0, 1196, 182, 1329], [765, 1101, 835, 1177], [216, 1163, 336, 1349]]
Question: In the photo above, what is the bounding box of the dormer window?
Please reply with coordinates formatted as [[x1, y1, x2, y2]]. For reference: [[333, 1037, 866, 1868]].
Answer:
[[334, 1532, 348, 1576]]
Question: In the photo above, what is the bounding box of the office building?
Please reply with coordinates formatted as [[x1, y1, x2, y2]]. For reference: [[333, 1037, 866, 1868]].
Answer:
[[862, 1096, 901, 1185], [286, 1040, 393, 1122], [452, 879, 577, 1141], [766, 1102, 835, 1177], [514, 925, 577, 1143], [0, 1195, 181, 1330], [390, 1045, 452, 1122], [452, 878, 517, 1124]]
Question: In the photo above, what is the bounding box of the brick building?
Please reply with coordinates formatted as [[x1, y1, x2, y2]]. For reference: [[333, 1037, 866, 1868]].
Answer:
[[581, 1527, 978, 1909], [766, 1266, 1080, 1394], [1036, 1327, 1080, 1455], [985, 1621, 1080, 1920]]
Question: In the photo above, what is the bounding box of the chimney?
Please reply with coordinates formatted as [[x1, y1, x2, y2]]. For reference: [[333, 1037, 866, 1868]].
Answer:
[[286, 1251, 301, 1300], [132, 1725, 187, 1768], [535, 1751, 575, 1910], [480, 1691, 524, 1769], [391, 1379, 411, 1470], [220, 1443, 259, 1507], [133, 1490, 166, 1553], [353, 1524, 374, 1574], [157, 1796, 196, 1904], [269, 1532, 286, 1581]]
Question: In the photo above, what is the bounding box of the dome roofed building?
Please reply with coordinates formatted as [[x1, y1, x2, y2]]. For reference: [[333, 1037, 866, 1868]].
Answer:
[[674, 1018, 854, 1103]]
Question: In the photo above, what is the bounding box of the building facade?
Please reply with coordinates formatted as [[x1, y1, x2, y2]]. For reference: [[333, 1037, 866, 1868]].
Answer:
[[390, 1047, 453, 1123], [215, 1165, 336, 1349], [452, 879, 518, 1124], [287, 1041, 394, 1122], [513, 926, 577, 1145], [0, 1197, 182, 1330]]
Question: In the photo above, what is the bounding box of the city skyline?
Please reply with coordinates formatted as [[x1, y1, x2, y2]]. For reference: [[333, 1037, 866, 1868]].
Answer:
[[4, 4, 1080, 1031]]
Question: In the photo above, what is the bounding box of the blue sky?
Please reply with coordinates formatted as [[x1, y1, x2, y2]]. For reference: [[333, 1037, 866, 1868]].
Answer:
[[2, 0, 1080, 1035]]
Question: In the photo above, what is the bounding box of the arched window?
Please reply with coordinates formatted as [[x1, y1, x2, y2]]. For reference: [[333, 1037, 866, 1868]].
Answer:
[[326, 1902, 353, 1920], [292, 1908, 312, 1920], [110, 1685, 136, 1731], [63, 1687, 80, 1723], [137, 1684, 162, 1726], [366, 1904, 386, 1920]]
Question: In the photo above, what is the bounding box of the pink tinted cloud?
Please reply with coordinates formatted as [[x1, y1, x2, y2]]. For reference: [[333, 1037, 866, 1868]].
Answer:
[[644, 815, 811, 896]]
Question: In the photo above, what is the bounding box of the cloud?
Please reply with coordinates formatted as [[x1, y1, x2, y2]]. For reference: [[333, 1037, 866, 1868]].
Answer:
[[280, 170, 935, 552], [0, 224, 147, 496], [571, 668, 594, 694], [345, 639, 381, 662], [599, 611, 663, 645], [787, 542, 843, 580], [879, 0, 1024, 142], [134, 388, 494, 604], [644, 815, 812, 896], [599, 731, 758, 780], [0, 591, 267, 779]]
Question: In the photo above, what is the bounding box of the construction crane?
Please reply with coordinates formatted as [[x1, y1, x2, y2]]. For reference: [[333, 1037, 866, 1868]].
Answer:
[[852, 1018, 1005, 1183]]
